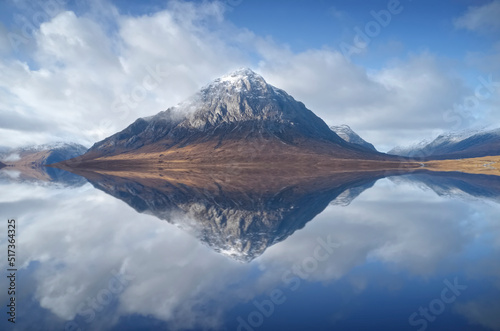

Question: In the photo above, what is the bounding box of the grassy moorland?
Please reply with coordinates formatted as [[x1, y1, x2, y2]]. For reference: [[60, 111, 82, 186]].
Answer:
[[424, 155, 500, 176]]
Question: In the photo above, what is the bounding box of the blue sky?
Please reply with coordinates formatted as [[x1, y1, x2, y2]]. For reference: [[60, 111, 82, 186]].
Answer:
[[0, 0, 499, 151]]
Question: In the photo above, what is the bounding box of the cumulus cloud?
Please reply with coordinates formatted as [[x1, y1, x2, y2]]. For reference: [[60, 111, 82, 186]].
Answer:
[[260, 51, 470, 150], [454, 0, 500, 32], [0, 0, 249, 148]]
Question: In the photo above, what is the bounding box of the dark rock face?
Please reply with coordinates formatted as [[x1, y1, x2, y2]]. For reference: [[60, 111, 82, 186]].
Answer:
[[389, 128, 500, 160], [84, 68, 384, 160], [330, 124, 377, 152]]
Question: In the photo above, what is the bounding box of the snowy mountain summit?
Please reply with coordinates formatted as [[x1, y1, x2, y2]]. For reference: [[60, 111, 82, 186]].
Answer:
[[167, 67, 314, 129], [216, 68, 269, 91]]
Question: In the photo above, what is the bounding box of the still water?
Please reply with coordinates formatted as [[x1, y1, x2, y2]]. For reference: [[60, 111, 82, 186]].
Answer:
[[1, 168, 500, 331]]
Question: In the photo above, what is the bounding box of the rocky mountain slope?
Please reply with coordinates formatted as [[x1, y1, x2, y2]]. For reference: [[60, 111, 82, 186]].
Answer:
[[330, 124, 377, 151]]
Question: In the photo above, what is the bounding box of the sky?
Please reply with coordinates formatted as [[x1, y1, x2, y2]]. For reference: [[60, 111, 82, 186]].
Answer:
[[0, 0, 499, 152]]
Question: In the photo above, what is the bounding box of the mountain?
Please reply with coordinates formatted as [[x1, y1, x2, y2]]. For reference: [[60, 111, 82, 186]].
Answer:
[[0, 161, 5, 169], [330, 125, 377, 151], [56, 68, 418, 173], [389, 128, 500, 160], [0, 142, 88, 185]]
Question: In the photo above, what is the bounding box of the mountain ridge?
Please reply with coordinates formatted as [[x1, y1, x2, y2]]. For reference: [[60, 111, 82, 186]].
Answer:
[[0, 142, 88, 185], [389, 128, 500, 160]]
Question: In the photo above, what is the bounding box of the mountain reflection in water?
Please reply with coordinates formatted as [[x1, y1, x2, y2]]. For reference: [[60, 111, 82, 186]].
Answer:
[[67, 168, 500, 262]]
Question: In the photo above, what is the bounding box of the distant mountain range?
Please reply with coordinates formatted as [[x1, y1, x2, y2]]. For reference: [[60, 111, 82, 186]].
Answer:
[[57, 68, 418, 174], [0, 142, 87, 165], [0, 142, 88, 185], [389, 128, 500, 160]]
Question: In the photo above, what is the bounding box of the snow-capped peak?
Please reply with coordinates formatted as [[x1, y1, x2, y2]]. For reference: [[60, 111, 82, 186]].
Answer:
[[144, 68, 277, 127], [219, 68, 263, 83], [211, 67, 268, 92]]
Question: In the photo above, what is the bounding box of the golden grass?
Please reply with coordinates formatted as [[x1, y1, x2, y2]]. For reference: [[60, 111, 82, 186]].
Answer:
[[424, 155, 500, 176]]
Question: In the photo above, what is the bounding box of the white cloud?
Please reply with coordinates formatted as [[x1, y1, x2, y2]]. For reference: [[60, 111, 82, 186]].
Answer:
[[0, 1, 249, 148], [259, 51, 470, 150], [454, 0, 500, 32]]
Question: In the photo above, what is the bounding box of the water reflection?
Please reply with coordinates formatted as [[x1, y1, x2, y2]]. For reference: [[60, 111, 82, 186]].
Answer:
[[0, 164, 86, 187], [65, 168, 399, 262], [1, 168, 500, 330]]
